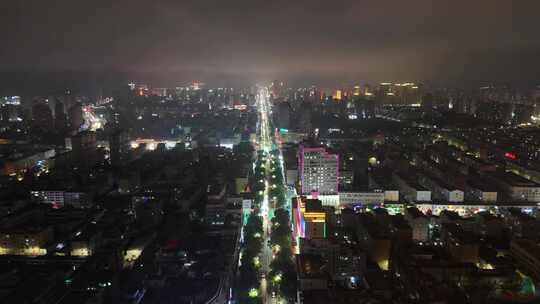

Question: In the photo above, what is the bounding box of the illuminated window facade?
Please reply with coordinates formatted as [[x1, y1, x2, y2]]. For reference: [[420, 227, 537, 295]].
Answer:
[[299, 146, 339, 195]]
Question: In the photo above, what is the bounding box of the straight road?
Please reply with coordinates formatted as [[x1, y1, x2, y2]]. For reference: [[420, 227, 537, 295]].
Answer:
[[256, 87, 279, 304]]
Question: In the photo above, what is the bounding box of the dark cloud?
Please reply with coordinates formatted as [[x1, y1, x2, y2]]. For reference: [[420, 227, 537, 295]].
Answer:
[[1, 0, 539, 86]]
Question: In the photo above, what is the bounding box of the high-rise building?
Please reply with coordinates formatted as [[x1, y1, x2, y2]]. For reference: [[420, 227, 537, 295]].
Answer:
[[31, 101, 53, 130], [0, 104, 20, 122], [68, 102, 84, 131], [1, 96, 21, 106], [109, 129, 130, 167], [54, 99, 67, 130], [0, 106, 9, 122], [296, 102, 312, 134], [333, 90, 342, 101], [394, 83, 421, 105], [71, 131, 99, 171], [270, 80, 284, 99], [190, 81, 204, 91], [299, 145, 339, 195], [275, 101, 291, 130], [422, 93, 434, 109], [151, 87, 168, 97], [353, 86, 361, 96]]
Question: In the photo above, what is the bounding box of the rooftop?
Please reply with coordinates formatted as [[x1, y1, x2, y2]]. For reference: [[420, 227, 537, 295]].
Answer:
[[511, 239, 540, 262], [492, 172, 540, 187], [305, 199, 323, 212], [297, 254, 328, 278]]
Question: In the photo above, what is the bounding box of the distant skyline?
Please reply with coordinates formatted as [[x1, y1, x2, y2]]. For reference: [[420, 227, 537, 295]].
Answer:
[[1, 0, 539, 94]]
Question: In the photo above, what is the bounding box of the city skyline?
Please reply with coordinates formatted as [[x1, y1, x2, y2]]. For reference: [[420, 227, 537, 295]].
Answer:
[[2, 2, 540, 303]]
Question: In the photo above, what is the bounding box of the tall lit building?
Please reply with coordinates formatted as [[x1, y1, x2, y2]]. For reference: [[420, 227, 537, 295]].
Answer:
[[364, 85, 373, 96], [1, 96, 21, 106], [299, 145, 339, 195], [353, 86, 361, 96], [333, 89, 342, 101], [1, 102, 20, 122], [270, 80, 284, 99], [190, 81, 204, 91], [151, 87, 168, 97]]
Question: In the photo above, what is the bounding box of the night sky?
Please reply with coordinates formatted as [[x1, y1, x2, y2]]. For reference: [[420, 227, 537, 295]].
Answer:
[[1, 0, 539, 89]]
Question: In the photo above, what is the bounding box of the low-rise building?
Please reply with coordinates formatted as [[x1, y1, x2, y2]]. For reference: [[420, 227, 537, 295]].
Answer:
[[393, 172, 431, 202], [419, 173, 464, 203], [465, 178, 498, 202], [404, 207, 429, 242], [368, 170, 399, 202], [303, 199, 327, 240], [488, 172, 540, 202], [503, 209, 540, 239], [474, 211, 505, 238], [441, 223, 479, 264], [510, 239, 540, 280], [339, 191, 385, 206], [0, 146, 55, 177], [31, 190, 90, 208], [0, 226, 53, 256], [296, 254, 328, 292]]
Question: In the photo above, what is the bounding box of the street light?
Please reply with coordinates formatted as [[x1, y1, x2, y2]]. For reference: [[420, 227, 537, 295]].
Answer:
[[248, 288, 259, 298], [273, 273, 282, 283]]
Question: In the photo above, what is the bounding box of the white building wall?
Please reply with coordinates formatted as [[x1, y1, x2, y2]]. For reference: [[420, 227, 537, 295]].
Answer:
[[416, 191, 432, 202], [448, 190, 465, 203]]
